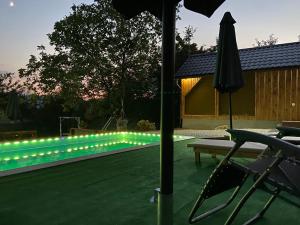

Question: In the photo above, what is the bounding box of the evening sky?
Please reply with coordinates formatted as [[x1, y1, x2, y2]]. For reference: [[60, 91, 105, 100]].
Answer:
[[0, 0, 299, 73]]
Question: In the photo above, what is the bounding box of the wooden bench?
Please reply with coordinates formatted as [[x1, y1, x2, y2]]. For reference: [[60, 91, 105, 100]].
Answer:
[[187, 139, 267, 163], [281, 121, 300, 128]]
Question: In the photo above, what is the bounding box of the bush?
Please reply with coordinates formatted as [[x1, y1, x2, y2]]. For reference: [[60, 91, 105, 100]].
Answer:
[[79, 120, 88, 128], [136, 120, 156, 131]]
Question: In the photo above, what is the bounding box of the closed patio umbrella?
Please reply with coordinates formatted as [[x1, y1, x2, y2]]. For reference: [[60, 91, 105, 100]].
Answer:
[[214, 12, 243, 129]]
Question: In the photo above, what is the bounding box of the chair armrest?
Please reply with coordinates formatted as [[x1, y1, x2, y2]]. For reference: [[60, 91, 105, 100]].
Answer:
[[276, 126, 300, 138], [227, 129, 300, 159]]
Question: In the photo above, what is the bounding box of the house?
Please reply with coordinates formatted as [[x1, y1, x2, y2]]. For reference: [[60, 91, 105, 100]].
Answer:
[[175, 42, 300, 129]]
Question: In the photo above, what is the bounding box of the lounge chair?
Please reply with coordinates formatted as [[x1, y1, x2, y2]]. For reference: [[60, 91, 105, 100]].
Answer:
[[188, 126, 300, 163], [189, 129, 300, 225], [276, 126, 300, 145]]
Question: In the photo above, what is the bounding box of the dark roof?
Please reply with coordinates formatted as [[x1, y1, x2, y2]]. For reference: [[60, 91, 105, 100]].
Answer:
[[176, 42, 300, 78]]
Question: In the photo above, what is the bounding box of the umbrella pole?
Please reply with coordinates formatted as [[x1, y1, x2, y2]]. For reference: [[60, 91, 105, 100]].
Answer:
[[158, 1, 176, 225], [229, 91, 233, 130]]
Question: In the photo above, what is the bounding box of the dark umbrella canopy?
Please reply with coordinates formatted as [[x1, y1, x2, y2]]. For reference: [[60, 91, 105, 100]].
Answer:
[[184, 0, 225, 18], [112, 0, 225, 20], [214, 12, 243, 93], [112, 0, 181, 20], [214, 12, 243, 129], [112, 0, 163, 20]]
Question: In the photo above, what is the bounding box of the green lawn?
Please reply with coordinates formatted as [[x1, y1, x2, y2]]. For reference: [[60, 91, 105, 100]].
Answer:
[[0, 140, 298, 225]]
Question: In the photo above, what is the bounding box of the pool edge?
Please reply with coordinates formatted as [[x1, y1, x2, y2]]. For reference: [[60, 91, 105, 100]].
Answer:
[[0, 137, 194, 177]]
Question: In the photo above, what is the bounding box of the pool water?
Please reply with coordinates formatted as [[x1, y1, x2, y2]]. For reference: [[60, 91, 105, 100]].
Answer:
[[0, 132, 189, 172]]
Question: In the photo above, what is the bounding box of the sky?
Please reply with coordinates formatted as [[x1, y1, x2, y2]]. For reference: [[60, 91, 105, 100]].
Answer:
[[0, 0, 299, 74]]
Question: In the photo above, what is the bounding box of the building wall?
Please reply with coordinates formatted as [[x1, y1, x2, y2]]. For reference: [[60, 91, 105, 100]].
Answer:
[[181, 71, 255, 117], [180, 67, 300, 129], [255, 67, 300, 121], [185, 76, 215, 115], [219, 71, 255, 116], [182, 117, 278, 129]]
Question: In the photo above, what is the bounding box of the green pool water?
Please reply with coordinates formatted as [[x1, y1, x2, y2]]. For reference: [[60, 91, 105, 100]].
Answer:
[[0, 132, 189, 173]]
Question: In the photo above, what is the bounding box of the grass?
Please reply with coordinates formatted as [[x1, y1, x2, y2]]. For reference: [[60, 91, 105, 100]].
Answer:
[[0, 139, 298, 225]]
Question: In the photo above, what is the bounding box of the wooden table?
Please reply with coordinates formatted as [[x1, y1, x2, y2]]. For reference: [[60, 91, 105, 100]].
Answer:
[[187, 139, 267, 163]]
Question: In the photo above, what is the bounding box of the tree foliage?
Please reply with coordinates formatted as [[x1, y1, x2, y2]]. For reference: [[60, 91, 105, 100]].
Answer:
[[0, 72, 22, 93], [0, 72, 24, 115], [175, 26, 218, 71], [19, 0, 161, 113], [254, 34, 278, 47]]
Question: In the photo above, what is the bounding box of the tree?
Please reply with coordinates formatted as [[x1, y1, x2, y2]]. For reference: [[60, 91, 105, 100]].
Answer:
[[20, 0, 161, 116], [175, 26, 212, 72], [0, 72, 23, 116], [254, 34, 278, 47], [0, 72, 22, 93], [205, 37, 219, 53]]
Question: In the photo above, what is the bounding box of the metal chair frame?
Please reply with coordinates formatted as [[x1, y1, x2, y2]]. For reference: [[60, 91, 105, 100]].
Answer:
[[189, 129, 300, 225]]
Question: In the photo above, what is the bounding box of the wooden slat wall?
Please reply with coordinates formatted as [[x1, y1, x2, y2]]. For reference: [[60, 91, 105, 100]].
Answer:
[[255, 71, 259, 118], [181, 77, 201, 118], [180, 68, 300, 122], [291, 69, 297, 120], [181, 77, 201, 96], [255, 67, 300, 121], [279, 70, 286, 119], [297, 69, 300, 119]]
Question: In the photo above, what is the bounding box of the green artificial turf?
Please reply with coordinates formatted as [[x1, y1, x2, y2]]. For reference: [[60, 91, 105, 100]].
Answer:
[[0, 140, 298, 225]]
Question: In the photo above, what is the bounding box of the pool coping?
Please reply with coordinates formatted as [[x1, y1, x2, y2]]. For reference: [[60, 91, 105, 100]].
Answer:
[[0, 136, 194, 177]]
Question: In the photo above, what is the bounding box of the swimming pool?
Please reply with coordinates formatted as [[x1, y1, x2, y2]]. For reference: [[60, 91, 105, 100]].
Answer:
[[0, 132, 191, 176]]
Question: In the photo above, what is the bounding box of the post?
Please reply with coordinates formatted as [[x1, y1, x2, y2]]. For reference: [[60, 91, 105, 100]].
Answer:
[[229, 92, 233, 129], [158, 0, 176, 224], [59, 117, 62, 137], [160, 0, 176, 198]]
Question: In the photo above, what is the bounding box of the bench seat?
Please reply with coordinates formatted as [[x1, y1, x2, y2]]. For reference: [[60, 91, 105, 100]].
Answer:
[[187, 139, 267, 163]]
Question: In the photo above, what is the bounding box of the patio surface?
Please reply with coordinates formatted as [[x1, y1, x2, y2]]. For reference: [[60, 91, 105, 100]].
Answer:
[[0, 139, 298, 225]]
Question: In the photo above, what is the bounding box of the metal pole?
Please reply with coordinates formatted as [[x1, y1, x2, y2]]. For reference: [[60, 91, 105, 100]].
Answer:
[[59, 117, 62, 137], [160, 0, 176, 197], [229, 92, 233, 129], [158, 0, 176, 224]]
